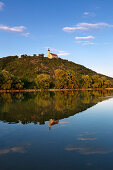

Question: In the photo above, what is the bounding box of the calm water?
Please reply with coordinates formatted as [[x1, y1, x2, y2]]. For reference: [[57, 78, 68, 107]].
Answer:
[[0, 90, 113, 170]]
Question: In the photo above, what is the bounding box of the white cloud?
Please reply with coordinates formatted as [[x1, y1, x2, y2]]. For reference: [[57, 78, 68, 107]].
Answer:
[[58, 51, 70, 57], [21, 32, 30, 37], [83, 12, 89, 15], [75, 36, 95, 45], [0, 1, 4, 11], [63, 22, 113, 33], [83, 12, 96, 17], [76, 40, 95, 45], [78, 22, 112, 29], [75, 35, 95, 40], [63, 26, 86, 32], [0, 24, 30, 36], [0, 25, 25, 32]]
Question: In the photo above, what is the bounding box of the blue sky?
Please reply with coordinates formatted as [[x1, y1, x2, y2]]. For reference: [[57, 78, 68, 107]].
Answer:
[[0, 0, 113, 77]]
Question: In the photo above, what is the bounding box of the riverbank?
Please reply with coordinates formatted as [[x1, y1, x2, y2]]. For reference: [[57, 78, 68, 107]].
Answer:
[[0, 88, 113, 93]]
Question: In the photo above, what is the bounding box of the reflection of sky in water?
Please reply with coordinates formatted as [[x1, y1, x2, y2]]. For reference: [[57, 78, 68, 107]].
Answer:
[[0, 144, 30, 155], [0, 92, 113, 169], [65, 131, 113, 155]]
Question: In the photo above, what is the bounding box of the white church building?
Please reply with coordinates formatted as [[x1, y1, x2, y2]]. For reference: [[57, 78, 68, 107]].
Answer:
[[48, 49, 58, 59]]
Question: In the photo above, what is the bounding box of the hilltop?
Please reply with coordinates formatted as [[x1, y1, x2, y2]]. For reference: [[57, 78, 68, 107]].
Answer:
[[0, 54, 112, 89]]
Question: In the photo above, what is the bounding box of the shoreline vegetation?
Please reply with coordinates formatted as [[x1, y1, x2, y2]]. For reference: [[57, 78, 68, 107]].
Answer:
[[0, 88, 113, 93], [0, 69, 112, 92]]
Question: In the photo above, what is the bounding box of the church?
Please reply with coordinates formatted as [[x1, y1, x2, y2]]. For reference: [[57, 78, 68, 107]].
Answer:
[[48, 49, 58, 59]]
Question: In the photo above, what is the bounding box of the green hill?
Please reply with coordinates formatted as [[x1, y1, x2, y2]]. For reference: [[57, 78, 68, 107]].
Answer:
[[0, 54, 113, 89], [0, 54, 112, 82]]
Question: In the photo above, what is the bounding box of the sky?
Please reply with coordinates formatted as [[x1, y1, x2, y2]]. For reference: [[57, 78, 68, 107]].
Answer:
[[0, 0, 113, 77]]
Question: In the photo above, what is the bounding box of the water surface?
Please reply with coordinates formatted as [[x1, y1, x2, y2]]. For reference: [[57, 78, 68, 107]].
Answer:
[[0, 90, 113, 170]]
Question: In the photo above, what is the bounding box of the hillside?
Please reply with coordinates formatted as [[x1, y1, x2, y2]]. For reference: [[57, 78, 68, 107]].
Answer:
[[0, 55, 113, 84]]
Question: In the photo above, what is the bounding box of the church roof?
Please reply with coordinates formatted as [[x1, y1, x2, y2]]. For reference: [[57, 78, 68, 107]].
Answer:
[[50, 53, 58, 56]]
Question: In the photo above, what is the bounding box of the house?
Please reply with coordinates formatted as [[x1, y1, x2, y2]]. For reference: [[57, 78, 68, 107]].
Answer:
[[48, 49, 58, 59]]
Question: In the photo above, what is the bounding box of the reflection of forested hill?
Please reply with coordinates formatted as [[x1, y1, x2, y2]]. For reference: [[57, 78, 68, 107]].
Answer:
[[0, 90, 113, 125]]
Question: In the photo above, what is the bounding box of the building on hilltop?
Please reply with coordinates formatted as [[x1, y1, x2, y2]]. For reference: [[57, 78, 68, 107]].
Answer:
[[48, 49, 58, 59]]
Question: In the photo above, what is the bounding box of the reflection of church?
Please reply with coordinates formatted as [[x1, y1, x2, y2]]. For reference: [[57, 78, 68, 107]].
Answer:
[[48, 119, 59, 129]]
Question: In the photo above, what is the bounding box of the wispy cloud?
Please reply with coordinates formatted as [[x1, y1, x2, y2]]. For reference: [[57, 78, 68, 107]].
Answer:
[[63, 22, 113, 45], [75, 36, 95, 45], [76, 41, 95, 45], [83, 12, 96, 17], [45, 47, 70, 57], [84, 12, 89, 15], [0, 1, 4, 11], [0, 24, 30, 37], [75, 35, 95, 40], [63, 22, 113, 33], [58, 51, 70, 57], [21, 32, 30, 37], [0, 25, 25, 32], [63, 26, 86, 33]]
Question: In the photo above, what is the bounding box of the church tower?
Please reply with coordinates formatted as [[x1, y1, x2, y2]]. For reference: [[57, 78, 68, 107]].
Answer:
[[48, 48, 50, 58]]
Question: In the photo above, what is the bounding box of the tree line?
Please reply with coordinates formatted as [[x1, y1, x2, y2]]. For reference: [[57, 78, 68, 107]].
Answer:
[[35, 69, 113, 89], [0, 69, 112, 90]]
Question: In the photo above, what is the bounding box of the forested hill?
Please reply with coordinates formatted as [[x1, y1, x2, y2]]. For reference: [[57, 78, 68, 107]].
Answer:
[[0, 54, 112, 82], [0, 54, 112, 90]]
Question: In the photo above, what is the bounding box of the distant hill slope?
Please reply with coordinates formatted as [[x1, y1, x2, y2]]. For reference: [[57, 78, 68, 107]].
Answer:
[[0, 55, 113, 83]]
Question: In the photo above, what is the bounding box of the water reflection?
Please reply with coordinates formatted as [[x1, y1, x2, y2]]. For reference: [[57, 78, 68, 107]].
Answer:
[[48, 119, 59, 129], [0, 145, 29, 155], [65, 145, 113, 155], [0, 90, 113, 125], [0, 90, 113, 170]]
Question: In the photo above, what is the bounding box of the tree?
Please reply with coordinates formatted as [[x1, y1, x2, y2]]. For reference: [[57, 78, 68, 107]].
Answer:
[[104, 80, 112, 88], [81, 75, 92, 88], [54, 69, 79, 89], [54, 69, 66, 89], [12, 76, 24, 89], [101, 76, 112, 88], [65, 70, 79, 89], [0, 70, 24, 90], [35, 74, 51, 89], [0, 70, 13, 90], [91, 75, 100, 88], [20, 77, 36, 89]]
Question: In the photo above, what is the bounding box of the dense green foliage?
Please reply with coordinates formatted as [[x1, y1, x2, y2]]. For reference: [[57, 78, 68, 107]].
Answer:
[[80, 74, 112, 89], [35, 74, 52, 89], [54, 69, 79, 89], [0, 55, 112, 89], [0, 70, 23, 90]]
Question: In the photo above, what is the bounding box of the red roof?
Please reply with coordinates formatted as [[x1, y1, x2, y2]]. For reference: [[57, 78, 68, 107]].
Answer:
[[50, 53, 58, 56]]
